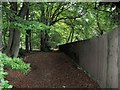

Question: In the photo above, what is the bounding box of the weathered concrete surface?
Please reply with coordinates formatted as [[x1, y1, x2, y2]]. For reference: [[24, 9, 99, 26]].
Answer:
[[59, 27, 120, 88], [107, 29, 118, 88], [118, 28, 120, 89]]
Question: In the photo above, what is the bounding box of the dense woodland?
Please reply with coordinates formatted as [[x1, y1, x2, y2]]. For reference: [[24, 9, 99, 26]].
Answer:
[[0, 2, 119, 57], [0, 2, 120, 89]]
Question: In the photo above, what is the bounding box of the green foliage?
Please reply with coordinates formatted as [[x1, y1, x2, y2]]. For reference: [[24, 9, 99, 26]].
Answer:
[[0, 52, 31, 74], [2, 17, 51, 32], [2, 2, 119, 50], [0, 52, 31, 89], [0, 60, 13, 89], [49, 30, 62, 48], [0, 2, 119, 88]]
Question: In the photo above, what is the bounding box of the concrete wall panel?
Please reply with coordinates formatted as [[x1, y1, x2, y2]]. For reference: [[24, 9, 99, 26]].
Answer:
[[107, 29, 118, 88], [59, 27, 120, 88]]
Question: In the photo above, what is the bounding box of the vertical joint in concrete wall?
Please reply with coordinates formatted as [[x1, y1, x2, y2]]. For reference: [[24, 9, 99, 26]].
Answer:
[[59, 26, 120, 88], [106, 31, 111, 88]]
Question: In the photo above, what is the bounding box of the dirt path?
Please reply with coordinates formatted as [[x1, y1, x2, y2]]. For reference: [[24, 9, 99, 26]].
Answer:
[[6, 52, 99, 88]]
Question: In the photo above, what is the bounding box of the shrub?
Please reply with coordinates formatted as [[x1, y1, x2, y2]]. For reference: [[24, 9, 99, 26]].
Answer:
[[0, 60, 13, 89], [0, 52, 31, 89]]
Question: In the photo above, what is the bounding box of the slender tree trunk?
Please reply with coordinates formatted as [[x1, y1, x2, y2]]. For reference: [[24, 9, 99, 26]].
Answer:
[[44, 30, 49, 51], [70, 27, 74, 42], [66, 30, 72, 43], [40, 3, 45, 51], [6, 29, 14, 54], [26, 30, 32, 52], [29, 31, 32, 51], [67, 27, 74, 43], [25, 8, 32, 52], [66, 23, 74, 43], [0, 30, 2, 52], [26, 30, 29, 52], [3, 30, 7, 49], [96, 10, 103, 35], [41, 30, 45, 51]]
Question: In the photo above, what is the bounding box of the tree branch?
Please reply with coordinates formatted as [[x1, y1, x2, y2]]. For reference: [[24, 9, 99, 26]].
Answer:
[[95, 2, 103, 35], [18, 2, 29, 18], [51, 3, 63, 22], [50, 3, 70, 25], [51, 11, 87, 25]]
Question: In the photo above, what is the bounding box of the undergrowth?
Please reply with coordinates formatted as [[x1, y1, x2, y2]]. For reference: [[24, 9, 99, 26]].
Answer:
[[0, 52, 31, 89]]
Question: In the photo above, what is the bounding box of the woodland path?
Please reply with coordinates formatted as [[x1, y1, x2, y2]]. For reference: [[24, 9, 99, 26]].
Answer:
[[6, 52, 99, 88]]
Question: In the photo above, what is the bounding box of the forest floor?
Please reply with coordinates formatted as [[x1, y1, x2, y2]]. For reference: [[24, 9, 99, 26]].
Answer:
[[6, 51, 100, 88]]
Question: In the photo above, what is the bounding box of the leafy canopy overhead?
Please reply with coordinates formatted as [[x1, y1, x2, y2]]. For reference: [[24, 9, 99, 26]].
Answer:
[[2, 2, 119, 49]]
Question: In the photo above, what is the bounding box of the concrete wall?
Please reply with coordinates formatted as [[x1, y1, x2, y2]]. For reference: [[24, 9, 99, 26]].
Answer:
[[59, 27, 120, 88]]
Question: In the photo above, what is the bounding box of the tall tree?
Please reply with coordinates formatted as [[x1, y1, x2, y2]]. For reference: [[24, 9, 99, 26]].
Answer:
[[2, 2, 119, 53], [25, 7, 32, 52], [6, 2, 29, 57], [37, 2, 87, 51]]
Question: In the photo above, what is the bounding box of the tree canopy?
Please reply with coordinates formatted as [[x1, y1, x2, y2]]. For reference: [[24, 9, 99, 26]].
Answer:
[[1, 2, 120, 57]]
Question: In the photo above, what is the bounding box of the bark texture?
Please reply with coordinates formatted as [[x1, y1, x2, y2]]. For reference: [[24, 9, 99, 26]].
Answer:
[[6, 2, 29, 57]]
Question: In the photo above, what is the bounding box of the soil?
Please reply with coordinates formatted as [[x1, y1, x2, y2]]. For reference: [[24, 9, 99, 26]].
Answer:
[[6, 52, 100, 88]]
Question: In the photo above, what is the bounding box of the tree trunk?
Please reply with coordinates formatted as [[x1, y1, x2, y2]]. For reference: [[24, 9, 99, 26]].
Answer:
[[66, 22, 75, 43], [70, 27, 74, 42], [25, 8, 32, 52], [6, 28, 20, 57], [26, 30, 29, 52], [25, 8, 29, 52], [29, 31, 32, 51], [40, 30, 50, 52], [6, 29, 14, 54], [0, 30, 2, 52], [96, 11, 103, 35], [26, 30, 32, 52], [6, 2, 29, 57], [40, 3, 50, 52], [9, 29, 20, 57], [66, 29, 72, 43], [5, 2, 17, 57], [3, 29, 7, 49]]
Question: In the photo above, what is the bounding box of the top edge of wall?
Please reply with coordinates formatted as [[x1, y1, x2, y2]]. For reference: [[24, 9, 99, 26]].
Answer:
[[60, 26, 120, 46]]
